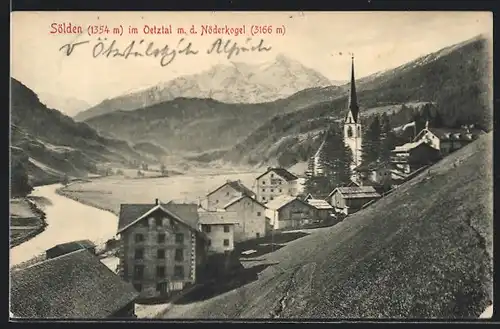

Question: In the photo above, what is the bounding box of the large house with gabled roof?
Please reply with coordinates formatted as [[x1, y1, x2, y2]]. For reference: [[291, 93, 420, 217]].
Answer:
[[223, 193, 268, 242], [206, 179, 256, 210], [116, 199, 208, 300], [255, 167, 299, 203]]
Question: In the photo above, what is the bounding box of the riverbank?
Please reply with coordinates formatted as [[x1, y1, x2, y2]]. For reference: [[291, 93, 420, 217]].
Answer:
[[10, 197, 48, 248]]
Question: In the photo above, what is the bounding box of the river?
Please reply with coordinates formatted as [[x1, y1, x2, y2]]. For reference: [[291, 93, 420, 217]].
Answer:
[[10, 184, 119, 267]]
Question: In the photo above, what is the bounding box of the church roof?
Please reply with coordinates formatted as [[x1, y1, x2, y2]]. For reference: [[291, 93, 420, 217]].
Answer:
[[346, 56, 360, 123]]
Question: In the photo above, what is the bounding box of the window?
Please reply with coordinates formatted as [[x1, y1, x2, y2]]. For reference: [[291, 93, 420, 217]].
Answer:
[[223, 225, 230, 233], [262, 188, 265, 192], [157, 249, 165, 259], [270, 196, 274, 200], [262, 181, 266, 185], [358, 126, 361, 135], [204, 225, 211, 233], [175, 248, 184, 261], [135, 234, 144, 243], [223, 239, 230, 246], [216, 199, 219, 203], [133, 265, 144, 279], [226, 192, 229, 196], [347, 126, 353, 138], [279, 189, 282, 193], [156, 266, 165, 278], [271, 174, 274, 178], [133, 283, 142, 292], [134, 248, 144, 260], [271, 189, 274, 192], [257, 212, 261, 216], [174, 266, 184, 279], [256, 233, 260, 238], [175, 233, 184, 244], [207, 239, 212, 247], [157, 233, 166, 243], [157, 282, 168, 293], [155, 217, 163, 227]]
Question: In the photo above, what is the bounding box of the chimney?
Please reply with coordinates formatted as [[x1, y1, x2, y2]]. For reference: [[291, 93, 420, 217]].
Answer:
[[425, 120, 429, 130], [155, 198, 159, 205]]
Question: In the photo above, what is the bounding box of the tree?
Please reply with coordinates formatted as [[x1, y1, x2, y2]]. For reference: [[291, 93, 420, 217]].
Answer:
[[431, 109, 444, 128], [61, 174, 70, 186], [160, 163, 167, 176], [141, 163, 149, 171], [379, 114, 397, 163], [360, 116, 382, 174], [319, 125, 353, 187], [11, 160, 33, 197]]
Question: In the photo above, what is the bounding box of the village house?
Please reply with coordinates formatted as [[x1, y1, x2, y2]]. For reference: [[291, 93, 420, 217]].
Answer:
[[116, 199, 208, 300], [265, 195, 315, 230], [223, 194, 268, 242], [198, 208, 238, 254], [206, 180, 256, 211], [10, 249, 139, 318], [255, 167, 299, 203], [413, 123, 484, 156], [356, 161, 393, 192], [391, 140, 441, 174], [46, 239, 96, 259], [328, 186, 382, 215], [304, 194, 334, 222]]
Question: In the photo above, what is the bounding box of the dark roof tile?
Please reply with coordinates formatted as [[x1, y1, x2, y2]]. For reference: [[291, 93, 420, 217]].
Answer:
[[10, 249, 138, 318]]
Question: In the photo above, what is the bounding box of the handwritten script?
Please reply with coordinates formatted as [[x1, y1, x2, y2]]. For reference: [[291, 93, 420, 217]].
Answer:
[[59, 37, 272, 66]]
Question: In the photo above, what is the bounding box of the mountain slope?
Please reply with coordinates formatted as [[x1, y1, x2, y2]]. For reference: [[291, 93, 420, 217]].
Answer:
[[37, 92, 91, 117], [82, 86, 343, 154], [164, 132, 493, 319], [74, 54, 333, 121], [221, 35, 492, 166], [10, 78, 155, 185]]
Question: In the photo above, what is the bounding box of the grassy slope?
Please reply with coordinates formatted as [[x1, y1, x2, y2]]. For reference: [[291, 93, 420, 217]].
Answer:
[[10, 78, 157, 185], [164, 133, 493, 319]]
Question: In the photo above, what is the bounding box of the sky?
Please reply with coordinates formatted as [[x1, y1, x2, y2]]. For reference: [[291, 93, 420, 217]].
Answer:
[[11, 11, 492, 107]]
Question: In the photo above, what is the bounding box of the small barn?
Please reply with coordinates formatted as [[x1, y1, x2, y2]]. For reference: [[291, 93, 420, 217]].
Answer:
[[329, 186, 382, 215], [265, 195, 315, 230], [306, 198, 334, 222], [46, 240, 97, 259]]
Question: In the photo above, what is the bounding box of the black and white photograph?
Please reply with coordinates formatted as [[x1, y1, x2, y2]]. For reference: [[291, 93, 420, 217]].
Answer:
[[9, 11, 493, 320]]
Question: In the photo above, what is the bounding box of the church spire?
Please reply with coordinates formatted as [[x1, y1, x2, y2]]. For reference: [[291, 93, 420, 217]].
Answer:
[[347, 55, 360, 122]]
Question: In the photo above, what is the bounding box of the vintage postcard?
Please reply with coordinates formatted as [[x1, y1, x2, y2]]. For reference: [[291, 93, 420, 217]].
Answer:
[[10, 11, 493, 320]]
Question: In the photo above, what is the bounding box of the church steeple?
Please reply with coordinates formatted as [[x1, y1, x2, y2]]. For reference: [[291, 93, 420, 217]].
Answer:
[[347, 55, 359, 123]]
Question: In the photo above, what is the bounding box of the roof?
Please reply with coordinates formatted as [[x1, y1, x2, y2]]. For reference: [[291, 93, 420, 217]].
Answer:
[[207, 180, 256, 198], [46, 240, 96, 255], [223, 194, 267, 209], [10, 249, 139, 318], [393, 139, 427, 152], [329, 186, 382, 199], [117, 201, 200, 234], [256, 167, 298, 182], [265, 195, 312, 211], [307, 199, 334, 210], [347, 57, 360, 123], [416, 127, 484, 142], [356, 161, 390, 172], [198, 209, 239, 225]]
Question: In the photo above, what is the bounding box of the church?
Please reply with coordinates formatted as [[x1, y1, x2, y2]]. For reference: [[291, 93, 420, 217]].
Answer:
[[308, 56, 362, 181]]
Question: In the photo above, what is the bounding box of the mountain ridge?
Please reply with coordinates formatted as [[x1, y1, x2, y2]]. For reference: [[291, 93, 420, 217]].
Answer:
[[74, 54, 334, 121]]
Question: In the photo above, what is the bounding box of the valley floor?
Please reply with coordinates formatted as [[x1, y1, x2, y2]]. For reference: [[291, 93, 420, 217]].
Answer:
[[57, 170, 262, 215]]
